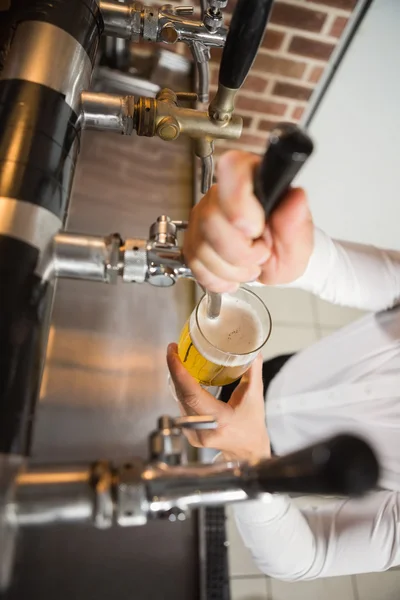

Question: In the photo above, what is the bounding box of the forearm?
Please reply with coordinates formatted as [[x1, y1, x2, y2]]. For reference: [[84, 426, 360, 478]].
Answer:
[[284, 228, 400, 311], [233, 496, 318, 581], [233, 491, 400, 581]]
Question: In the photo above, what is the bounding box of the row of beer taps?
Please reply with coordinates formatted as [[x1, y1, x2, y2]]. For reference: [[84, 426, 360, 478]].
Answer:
[[0, 1, 382, 593], [100, 0, 228, 103], [97, 0, 230, 192]]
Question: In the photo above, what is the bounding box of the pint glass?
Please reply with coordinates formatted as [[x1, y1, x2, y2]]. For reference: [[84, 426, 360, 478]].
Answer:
[[178, 288, 272, 387]]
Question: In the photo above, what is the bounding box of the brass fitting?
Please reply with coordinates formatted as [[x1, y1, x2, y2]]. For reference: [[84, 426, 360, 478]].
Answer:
[[134, 88, 242, 146], [208, 83, 237, 124]]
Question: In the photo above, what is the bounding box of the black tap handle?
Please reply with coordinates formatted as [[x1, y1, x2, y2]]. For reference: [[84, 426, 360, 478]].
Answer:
[[219, 0, 275, 90], [254, 122, 314, 219], [247, 434, 379, 497]]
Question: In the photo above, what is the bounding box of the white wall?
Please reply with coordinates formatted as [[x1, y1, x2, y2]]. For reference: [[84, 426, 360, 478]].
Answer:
[[296, 0, 400, 250]]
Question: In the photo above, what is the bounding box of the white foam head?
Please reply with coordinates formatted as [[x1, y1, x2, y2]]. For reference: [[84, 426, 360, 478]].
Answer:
[[190, 294, 265, 367]]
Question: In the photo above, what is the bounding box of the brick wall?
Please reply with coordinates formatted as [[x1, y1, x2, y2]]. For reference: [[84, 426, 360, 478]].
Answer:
[[155, 0, 358, 155]]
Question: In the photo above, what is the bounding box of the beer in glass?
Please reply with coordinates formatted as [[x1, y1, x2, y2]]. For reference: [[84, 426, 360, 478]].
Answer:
[[178, 287, 271, 387]]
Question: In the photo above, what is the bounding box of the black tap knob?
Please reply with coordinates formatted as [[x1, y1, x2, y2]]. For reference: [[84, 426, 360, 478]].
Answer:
[[210, 0, 275, 122], [254, 122, 314, 219], [219, 0, 274, 91], [246, 434, 380, 498]]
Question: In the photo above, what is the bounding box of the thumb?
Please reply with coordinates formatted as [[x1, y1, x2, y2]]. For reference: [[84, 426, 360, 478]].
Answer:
[[260, 187, 313, 285], [268, 187, 312, 246], [166, 343, 230, 419], [229, 353, 264, 409]]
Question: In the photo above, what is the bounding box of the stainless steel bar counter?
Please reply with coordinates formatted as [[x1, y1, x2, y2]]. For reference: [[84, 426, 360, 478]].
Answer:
[[4, 127, 198, 600]]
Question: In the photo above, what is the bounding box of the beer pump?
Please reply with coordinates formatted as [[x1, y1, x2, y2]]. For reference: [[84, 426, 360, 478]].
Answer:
[[0, 0, 379, 591], [100, 0, 228, 103]]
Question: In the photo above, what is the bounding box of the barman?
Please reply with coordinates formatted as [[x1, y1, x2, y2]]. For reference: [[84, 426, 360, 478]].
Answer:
[[167, 150, 400, 579]]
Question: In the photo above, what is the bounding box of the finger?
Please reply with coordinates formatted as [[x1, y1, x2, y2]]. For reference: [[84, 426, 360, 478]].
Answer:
[[184, 258, 240, 293], [269, 187, 311, 245], [185, 201, 270, 270], [177, 402, 202, 446], [193, 243, 262, 283], [217, 151, 265, 239], [166, 344, 231, 419], [229, 354, 264, 409], [243, 353, 264, 393], [258, 187, 313, 285], [191, 197, 271, 267]]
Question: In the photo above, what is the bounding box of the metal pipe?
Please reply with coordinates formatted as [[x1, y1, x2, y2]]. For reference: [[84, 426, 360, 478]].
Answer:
[[149, 489, 248, 512], [100, 1, 227, 47], [196, 57, 210, 104], [143, 462, 249, 514], [16, 466, 94, 527], [51, 232, 121, 283], [156, 102, 243, 141], [200, 154, 214, 194], [99, 1, 138, 40], [0, 2, 102, 589], [81, 91, 135, 134], [200, 0, 208, 17]]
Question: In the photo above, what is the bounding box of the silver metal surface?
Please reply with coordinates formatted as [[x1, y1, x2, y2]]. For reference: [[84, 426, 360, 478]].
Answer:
[[0, 197, 62, 256], [122, 238, 148, 283], [143, 5, 160, 42], [149, 489, 248, 512], [149, 415, 216, 464], [189, 40, 211, 103], [100, 2, 226, 48], [147, 241, 193, 286], [149, 216, 174, 244], [116, 460, 148, 526], [156, 49, 193, 75], [158, 6, 227, 48], [15, 465, 94, 527], [51, 232, 121, 283], [0, 455, 24, 592], [174, 416, 217, 430], [92, 462, 114, 529], [19, 130, 197, 600], [0, 21, 92, 113], [206, 291, 222, 320], [209, 0, 228, 9], [144, 462, 250, 513], [100, 0, 142, 41], [99, 0, 225, 100], [94, 67, 161, 96], [81, 91, 135, 134], [200, 0, 208, 15], [204, 8, 223, 33], [11, 453, 257, 529], [200, 153, 214, 193], [150, 418, 185, 464]]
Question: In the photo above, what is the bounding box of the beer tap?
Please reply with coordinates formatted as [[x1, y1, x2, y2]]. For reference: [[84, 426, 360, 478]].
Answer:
[[39, 123, 313, 290], [83, 0, 279, 197], [10, 431, 379, 530], [99, 0, 228, 103]]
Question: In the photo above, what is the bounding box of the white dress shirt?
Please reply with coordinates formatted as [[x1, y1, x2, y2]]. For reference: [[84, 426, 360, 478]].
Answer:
[[234, 228, 400, 580]]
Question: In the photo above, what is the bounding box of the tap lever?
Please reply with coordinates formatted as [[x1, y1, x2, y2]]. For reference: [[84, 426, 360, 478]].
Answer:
[[254, 123, 314, 219], [174, 415, 217, 430], [150, 415, 217, 465], [249, 434, 380, 498], [210, 0, 275, 123]]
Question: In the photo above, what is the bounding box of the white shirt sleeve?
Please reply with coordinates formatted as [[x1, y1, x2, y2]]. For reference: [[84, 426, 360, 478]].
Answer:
[[282, 228, 400, 312], [233, 491, 400, 580]]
